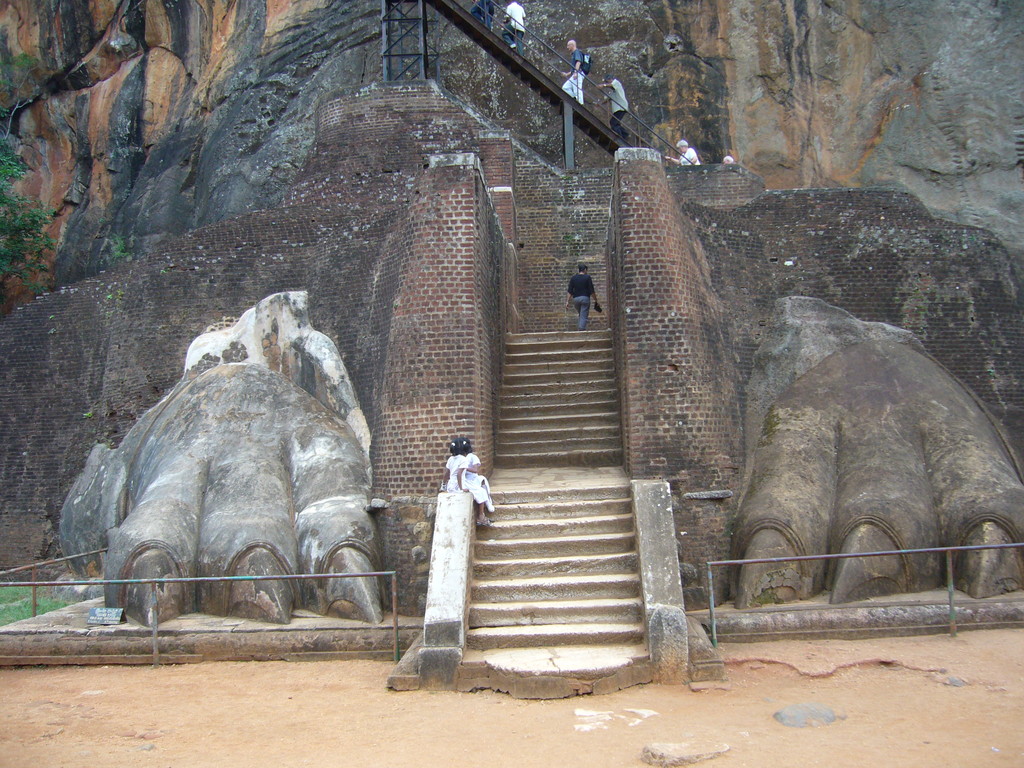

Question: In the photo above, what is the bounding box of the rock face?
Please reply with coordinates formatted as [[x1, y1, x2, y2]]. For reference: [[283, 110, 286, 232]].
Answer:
[[59, 291, 383, 627], [2, 0, 1021, 304]]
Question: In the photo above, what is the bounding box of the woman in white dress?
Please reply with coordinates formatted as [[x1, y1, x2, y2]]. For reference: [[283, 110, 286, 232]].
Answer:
[[453, 437, 495, 526], [441, 439, 465, 493]]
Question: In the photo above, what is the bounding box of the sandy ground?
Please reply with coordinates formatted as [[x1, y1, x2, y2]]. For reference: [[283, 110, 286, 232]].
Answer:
[[2, 630, 1022, 768]]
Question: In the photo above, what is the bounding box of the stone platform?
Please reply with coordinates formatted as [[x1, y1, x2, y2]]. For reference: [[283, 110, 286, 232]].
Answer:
[[0, 598, 422, 666], [691, 589, 1024, 643]]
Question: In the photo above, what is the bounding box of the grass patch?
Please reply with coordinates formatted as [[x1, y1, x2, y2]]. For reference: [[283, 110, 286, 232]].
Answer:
[[0, 585, 75, 626]]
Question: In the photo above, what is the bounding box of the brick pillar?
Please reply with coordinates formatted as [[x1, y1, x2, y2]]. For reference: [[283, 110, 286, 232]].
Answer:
[[610, 148, 743, 601], [372, 153, 502, 498]]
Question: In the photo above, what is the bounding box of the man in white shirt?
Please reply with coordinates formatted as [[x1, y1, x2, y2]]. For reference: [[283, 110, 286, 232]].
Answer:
[[561, 39, 586, 104], [502, 1, 525, 50]]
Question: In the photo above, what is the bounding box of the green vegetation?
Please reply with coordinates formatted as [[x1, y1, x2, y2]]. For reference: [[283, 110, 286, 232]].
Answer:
[[1, 53, 53, 303], [1, 142, 54, 302], [0, 585, 74, 626]]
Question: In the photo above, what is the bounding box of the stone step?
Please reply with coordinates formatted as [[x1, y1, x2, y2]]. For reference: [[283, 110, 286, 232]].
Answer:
[[495, 449, 624, 468], [475, 531, 635, 560], [469, 597, 643, 627], [499, 411, 620, 431], [498, 426, 620, 445], [499, 376, 610, 393], [473, 551, 637, 579], [490, 487, 631, 506], [503, 366, 614, 387], [471, 573, 641, 602], [506, 330, 611, 347], [500, 389, 618, 412], [465, 622, 645, 650], [493, 436, 618, 454], [504, 357, 614, 376], [456, 644, 652, 698], [505, 350, 613, 369], [477, 513, 634, 540]]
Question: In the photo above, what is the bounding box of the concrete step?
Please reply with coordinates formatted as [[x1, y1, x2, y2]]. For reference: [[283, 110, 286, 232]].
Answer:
[[477, 513, 633, 540], [469, 597, 643, 627], [473, 551, 637, 579], [465, 622, 645, 650], [495, 449, 624, 468], [475, 531, 635, 560], [471, 573, 641, 602]]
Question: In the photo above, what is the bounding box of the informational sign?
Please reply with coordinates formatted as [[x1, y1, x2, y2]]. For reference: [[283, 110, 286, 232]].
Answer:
[[87, 607, 126, 625]]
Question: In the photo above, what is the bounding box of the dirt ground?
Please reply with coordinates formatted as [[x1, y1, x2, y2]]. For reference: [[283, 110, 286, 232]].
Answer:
[[2, 630, 1022, 768]]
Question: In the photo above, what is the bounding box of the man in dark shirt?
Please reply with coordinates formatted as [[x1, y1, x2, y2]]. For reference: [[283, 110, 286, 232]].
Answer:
[[565, 262, 598, 330]]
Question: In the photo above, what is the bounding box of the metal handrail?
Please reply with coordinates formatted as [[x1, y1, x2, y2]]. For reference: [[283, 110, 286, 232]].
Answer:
[[705, 541, 1024, 646], [0, 549, 108, 619], [1, 570, 402, 665]]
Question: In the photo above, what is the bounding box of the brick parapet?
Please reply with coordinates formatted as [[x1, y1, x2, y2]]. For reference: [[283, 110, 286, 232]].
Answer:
[[664, 163, 765, 209], [370, 154, 504, 498], [610, 152, 744, 596]]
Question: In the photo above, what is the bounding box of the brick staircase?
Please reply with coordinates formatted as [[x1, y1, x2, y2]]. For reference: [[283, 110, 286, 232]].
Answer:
[[495, 330, 622, 469], [458, 469, 653, 697]]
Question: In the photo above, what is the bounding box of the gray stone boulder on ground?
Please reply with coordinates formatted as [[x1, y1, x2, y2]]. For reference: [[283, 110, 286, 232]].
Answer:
[[736, 297, 1024, 608], [773, 703, 844, 728], [59, 292, 381, 627]]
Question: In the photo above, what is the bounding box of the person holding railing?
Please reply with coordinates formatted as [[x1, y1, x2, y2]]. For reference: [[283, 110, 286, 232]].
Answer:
[[471, 0, 496, 29], [561, 39, 586, 104], [599, 74, 630, 143], [501, 1, 525, 50]]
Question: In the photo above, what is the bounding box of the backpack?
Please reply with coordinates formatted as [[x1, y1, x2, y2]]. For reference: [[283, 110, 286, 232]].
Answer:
[[580, 52, 592, 75]]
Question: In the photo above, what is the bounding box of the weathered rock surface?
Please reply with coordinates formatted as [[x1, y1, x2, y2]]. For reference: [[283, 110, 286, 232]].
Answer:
[[641, 741, 730, 766], [735, 298, 1024, 608], [2, 0, 1021, 305], [59, 291, 382, 627]]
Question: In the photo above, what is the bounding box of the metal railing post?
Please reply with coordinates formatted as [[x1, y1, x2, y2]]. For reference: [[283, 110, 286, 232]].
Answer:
[[946, 549, 957, 637], [31, 565, 38, 617], [391, 572, 400, 662], [707, 562, 718, 648], [150, 583, 160, 666]]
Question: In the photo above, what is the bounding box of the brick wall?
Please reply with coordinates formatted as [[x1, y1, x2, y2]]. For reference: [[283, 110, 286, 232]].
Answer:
[[609, 149, 745, 604], [685, 188, 1024, 460], [513, 152, 612, 333]]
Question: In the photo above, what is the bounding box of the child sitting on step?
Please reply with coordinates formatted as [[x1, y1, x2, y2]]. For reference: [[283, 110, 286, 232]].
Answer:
[[453, 437, 495, 527], [441, 439, 465, 493]]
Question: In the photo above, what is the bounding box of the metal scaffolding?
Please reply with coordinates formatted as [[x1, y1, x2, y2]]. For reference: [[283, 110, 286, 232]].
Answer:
[[381, 0, 439, 82]]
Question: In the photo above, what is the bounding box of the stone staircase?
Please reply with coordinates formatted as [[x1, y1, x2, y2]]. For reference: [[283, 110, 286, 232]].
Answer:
[[496, 330, 622, 469], [389, 331, 719, 697], [457, 468, 653, 698], [452, 331, 644, 697]]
